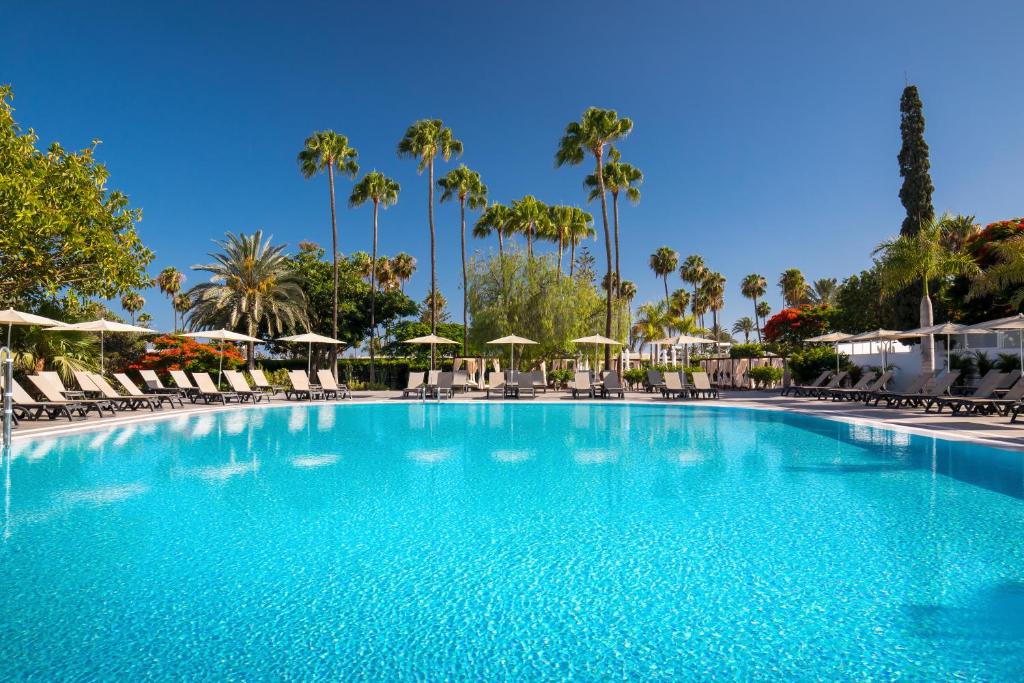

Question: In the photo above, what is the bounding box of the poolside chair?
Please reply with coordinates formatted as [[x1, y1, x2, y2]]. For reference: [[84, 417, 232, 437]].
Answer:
[[428, 371, 455, 399], [138, 369, 185, 397], [864, 371, 935, 406], [926, 370, 1006, 414], [30, 374, 114, 417], [115, 373, 184, 408], [38, 371, 88, 400], [485, 372, 506, 399], [403, 371, 426, 399], [249, 369, 285, 397], [661, 372, 689, 399], [645, 369, 666, 394], [821, 371, 876, 401], [600, 371, 625, 399], [803, 371, 848, 398], [285, 370, 324, 401], [192, 372, 242, 404], [316, 369, 352, 400], [511, 372, 536, 400], [169, 370, 202, 402], [4, 376, 88, 421], [878, 370, 960, 409], [781, 370, 831, 397], [72, 370, 105, 398], [829, 370, 892, 403], [942, 375, 1024, 417], [568, 371, 593, 399], [690, 371, 719, 399], [452, 370, 472, 393], [88, 372, 158, 411], [223, 370, 267, 403]]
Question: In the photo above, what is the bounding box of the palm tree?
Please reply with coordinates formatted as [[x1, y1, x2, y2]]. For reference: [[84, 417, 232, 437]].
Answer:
[[438, 164, 487, 355], [298, 130, 359, 376], [173, 293, 192, 325], [703, 272, 726, 354], [970, 235, 1024, 307], [732, 317, 756, 343], [940, 213, 980, 253], [778, 268, 809, 307], [876, 215, 980, 370], [649, 246, 679, 304], [137, 312, 153, 328], [547, 205, 574, 277], [509, 195, 549, 258], [120, 292, 145, 325], [397, 120, 462, 367], [156, 267, 185, 331], [566, 208, 596, 278], [740, 273, 767, 342], [349, 171, 400, 383], [556, 107, 633, 367], [808, 277, 840, 306], [632, 301, 671, 361], [679, 255, 707, 324], [756, 300, 771, 327], [186, 231, 307, 369], [390, 252, 417, 292], [473, 202, 513, 258], [668, 289, 691, 319], [585, 147, 643, 302]]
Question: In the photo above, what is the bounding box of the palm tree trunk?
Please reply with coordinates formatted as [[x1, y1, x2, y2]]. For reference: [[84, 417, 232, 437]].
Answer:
[[753, 295, 762, 342], [527, 226, 533, 258], [369, 199, 379, 384], [557, 235, 564, 280], [428, 157, 437, 370], [328, 162, 339, 379], [663, 275, 669, 305], [596, 148, 613, 369], [498, 229, 504, 259], [570, 241, 576, 278], [460, 197, 468, 356], [612, 191, 622, 329], [920, 280, 934, 372]]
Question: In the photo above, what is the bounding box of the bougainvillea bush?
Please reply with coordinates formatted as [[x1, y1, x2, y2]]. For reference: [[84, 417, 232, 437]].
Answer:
[[127, 335, 244, 376], [967, 218, 1024, 267], [763, 305, 832, 353]]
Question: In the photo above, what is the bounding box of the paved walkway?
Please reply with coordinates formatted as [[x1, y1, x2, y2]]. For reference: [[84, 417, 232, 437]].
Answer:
[[7, 389, 1024, 451]]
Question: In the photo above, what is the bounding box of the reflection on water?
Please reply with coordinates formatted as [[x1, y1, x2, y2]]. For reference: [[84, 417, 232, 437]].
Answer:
[[290, 454, 338, 469]]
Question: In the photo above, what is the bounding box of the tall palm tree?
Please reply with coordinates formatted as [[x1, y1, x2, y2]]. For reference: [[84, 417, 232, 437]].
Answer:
[[778, 268, 809, 307], [173, 293, 192, 325], [939, 213, 980, 253], [547, 205, 573, 277], [120, 292, 145, 325], [566, 208, 596, 278], [732, 316, 756, 343], [679, 255, 707, 324], [556, 107, 633, 367], [585, 147, 643, 303], [649, 246, 679, 304], [349, 171, 400, 383], [808, 277, 840, 306], [703, 272, 726, 354], [740, 273, 767, 342], [186, 231, 307, 369], [876, 215, 979, 370], [156, 267, 185, 331], [298, 130, 359, 376], [632, 301, 671, 361], [390, 252, 417, 292], [756, 300, 771, 327], [397, 119, 462, 367], [438, 164, 487, 355], [473, 202, 513, 258], [509, 195, 549, 258]]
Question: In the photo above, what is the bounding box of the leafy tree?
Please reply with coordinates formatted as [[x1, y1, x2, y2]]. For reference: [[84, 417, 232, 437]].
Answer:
[[740, 273, 768, 341], [186, 231, 308, 368], [778, 268, 809, 307], [732, 316, 756, 343], [385, 320, 466, 363], [156, 267, 185, 331], [397, 119, 462, 366], [349, 171, 400, 383], [897, 85, 935, 237], [680, 255, 708, 323], [438, 164, 487, 354], [585, 147, 642, 303], [298, 130, 360, 372], [808, 277, 840, 306], [968, 227, 1024, 309], [649, 246, 679, 304], [0, 86, 153, 307], [574, 246, 597, 285], [555, 107, 633, 367]]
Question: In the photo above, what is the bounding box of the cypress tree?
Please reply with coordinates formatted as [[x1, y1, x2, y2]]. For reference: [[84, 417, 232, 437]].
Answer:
[[897, 85, 935, 236]]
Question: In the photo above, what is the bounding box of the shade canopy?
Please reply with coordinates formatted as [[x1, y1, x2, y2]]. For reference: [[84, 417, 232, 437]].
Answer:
[[845, 329, 907, 342], [47, 319, 155, 334], [277, 332, 345, 345], [805, 332, 853, 343], [987, 319, 1024, 331], [572, 335, 622, 345], [403, 334, 460, 345], [964, 313, 1024, 331], [182, 329, 263, 343], [0, 309, 61, 328], [487, 335, 537, 345], [653, 334, 717, 345]]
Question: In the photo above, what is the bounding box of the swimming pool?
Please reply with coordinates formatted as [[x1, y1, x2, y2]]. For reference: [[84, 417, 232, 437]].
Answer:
[[1, 402, 1023, 679]]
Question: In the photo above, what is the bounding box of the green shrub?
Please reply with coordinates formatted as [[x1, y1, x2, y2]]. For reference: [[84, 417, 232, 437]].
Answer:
[[749, 366, 783, 388], [788, 346, 848, 384], [623, 368, 645, 389], [549, 368, 573, 388], [729, 343, 765, 358], [996, 353, 1021, 373]]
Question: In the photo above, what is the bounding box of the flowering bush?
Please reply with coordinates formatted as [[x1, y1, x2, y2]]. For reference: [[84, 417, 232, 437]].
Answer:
[[127, 335, 245, 375], [763, 305, 832, 349], [967, 218, 1024, 266]]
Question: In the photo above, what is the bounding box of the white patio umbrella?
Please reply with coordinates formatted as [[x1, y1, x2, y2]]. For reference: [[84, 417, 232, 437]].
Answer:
[[181, 329, 263, 385], [805, 331, 853, 373], [572, 335, 622, 371], [0, 308, 62, 350], [845, 329, 907, 371], [987, 319, 1024, 372], [47, 318, 156, 374], [277, 332, 345, 377], [403, 334, 460, 370], [900, 322, 990, 371], [652, 334, 716, 368], [486, 334, 537, 374]]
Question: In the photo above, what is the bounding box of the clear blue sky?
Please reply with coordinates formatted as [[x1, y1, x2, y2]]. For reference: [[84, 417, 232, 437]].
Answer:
[[3, 1, 1023, 333]]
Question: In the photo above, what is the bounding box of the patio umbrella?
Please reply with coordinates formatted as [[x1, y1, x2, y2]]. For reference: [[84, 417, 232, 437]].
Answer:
[[572, 335, 622, 371], [181, 329, 263, 385], [486, 335, 537, 374], [277, 332, 345, 378], [899, 322, 988, 371], [47, 319, 156, 374], [805, 332, 853, 374], [0, 308, 61, 349], [986, 319, 1024, 373], [403, 334, 460, 370], [652, 334, 717, 368], [845, 329, 906, 371]]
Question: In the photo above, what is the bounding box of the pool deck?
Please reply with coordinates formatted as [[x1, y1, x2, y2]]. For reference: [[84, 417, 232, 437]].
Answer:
[[7, 389, 1024, 451]]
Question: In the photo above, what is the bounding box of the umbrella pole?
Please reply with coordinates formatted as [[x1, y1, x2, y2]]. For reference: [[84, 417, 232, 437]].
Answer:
[[101, 331, 105, 375], [218, 341, 224, 387], [5, 323, 10, 350], [308, 341, 312, 378]]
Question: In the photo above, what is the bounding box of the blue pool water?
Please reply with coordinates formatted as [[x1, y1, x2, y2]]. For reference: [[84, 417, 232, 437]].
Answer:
[[1, 402, 1023, 680]]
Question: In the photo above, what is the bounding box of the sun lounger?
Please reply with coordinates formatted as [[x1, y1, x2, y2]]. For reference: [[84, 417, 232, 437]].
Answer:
[[878, 370, 960, 409], [285, 370, 324, 401], [864, 371, 934, 406], [428, 371, 455, 399], [224, 370, 267, 403], [822, 371, 877, 401], [452, 370, 472, 393], [645, 369, 666, 393], [690, 371, 719, 399], [829, 370, 892, 402], [600, 371, 625, 399], [114, 373, 184, 408], [403, 371, 426, 399], [169, 370, 202, 402], [138, 369, 185, 396], [192, 372, 242, 404], [249, 369, 284, 397], [88, 372, 158, 411], [529, 370, 547, 394], [4, 376, 88, 421], [802, 371, 848, 398], [316, 369, 352, 400], [72, 370, 105, 398], [941, 375, 1024, 417], [660, 372, 689, 399], [926, 370, 1006, 414], [783, 370, 831, 397], [569, 371, 593, 399], [510, 372, 536, 399], [30, 374, 115, 416], [485, 372, 506, 398]]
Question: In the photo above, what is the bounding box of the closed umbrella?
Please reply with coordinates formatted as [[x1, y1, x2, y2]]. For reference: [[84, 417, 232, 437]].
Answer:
[[277, 332, 346, 378], [486, 335, 537, 375], [47, 319, 156, 374], [181, 329, 263, 385], [403, 334, 460, 371]]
